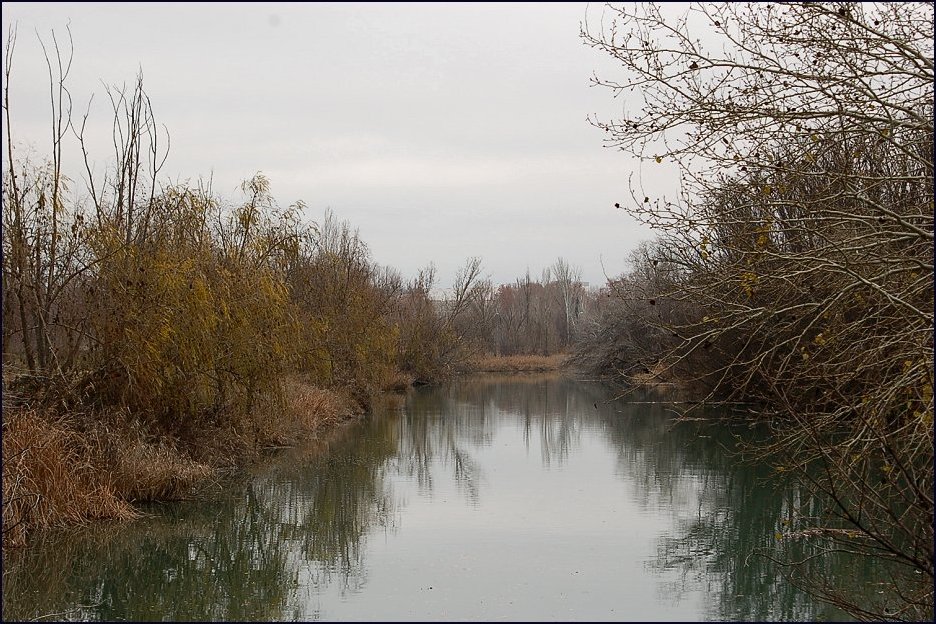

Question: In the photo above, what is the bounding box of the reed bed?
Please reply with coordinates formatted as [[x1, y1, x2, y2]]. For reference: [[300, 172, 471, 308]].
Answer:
[[463, 353, 570, 373], [2, 376, 365, 550], [2, 410, 137, 549]]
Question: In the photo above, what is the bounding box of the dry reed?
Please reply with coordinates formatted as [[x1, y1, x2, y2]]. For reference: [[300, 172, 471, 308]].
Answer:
[[464, 353, 570, 373], [2, 410, 137, 549], [2, 376, 366, 550]]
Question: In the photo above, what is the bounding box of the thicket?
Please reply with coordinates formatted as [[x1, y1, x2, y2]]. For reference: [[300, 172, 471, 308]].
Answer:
[[578, 3, 933, 619], [393, 256, 593, 378], [483, 259, 588, 358], [0, 30, 589, 550], [0, 30, 476, 548]]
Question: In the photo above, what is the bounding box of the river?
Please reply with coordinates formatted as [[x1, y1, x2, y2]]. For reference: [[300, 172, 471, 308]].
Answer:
[[2, 374, 875, 621]]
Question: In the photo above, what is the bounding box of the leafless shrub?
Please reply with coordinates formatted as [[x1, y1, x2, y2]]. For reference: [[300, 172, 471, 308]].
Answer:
[[583, 2, 933, 618]]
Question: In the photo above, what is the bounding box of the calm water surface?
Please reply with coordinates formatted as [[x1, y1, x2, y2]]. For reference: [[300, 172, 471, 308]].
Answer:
[[3, 375, 872, 621]]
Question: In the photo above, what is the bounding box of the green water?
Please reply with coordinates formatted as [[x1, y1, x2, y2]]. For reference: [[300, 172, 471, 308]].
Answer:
[[2, 374, 881, 621]]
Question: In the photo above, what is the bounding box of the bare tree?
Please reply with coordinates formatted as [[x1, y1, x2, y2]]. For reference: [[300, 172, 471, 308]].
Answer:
[[551, 257, 583, 345], [583, 2, 933, 619], [2, 25, 93, 382]]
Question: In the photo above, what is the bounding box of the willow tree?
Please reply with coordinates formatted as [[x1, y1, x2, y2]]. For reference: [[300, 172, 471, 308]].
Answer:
[[2, 28, 308, 432], [582, 2, 933, 619]]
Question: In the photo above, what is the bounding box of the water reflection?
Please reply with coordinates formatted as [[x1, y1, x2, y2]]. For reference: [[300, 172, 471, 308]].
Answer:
[[2, 416, 401, 622], [3, 375, 866, 621]]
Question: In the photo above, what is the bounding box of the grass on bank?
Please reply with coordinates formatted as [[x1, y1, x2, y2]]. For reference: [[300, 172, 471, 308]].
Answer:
[[2, 355, 569, 551], [462, 353, 570, 373], [1, 377, 364, 550]]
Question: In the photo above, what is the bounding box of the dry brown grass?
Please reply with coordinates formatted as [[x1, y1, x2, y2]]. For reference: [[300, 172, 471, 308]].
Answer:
[[279, 377, 362, 437], [464, 353, 571, 373], [199, 376, 366, 455], [106, 437, 212, 503], [3, 406, 227, 549], [2, 410, 138, 549], [629, 361, 686, 389], [381, 370, 414, 394], [1, 375, 366, 551]]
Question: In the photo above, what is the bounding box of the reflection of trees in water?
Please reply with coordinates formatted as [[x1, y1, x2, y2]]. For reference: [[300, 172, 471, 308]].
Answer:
[[641, 454, 894, 621], [1, 416, 402, 621], [399, 379, 530, 504], [256, 412, 402, 596], [1, 494, 298, 621], [396, 374, 591, 506], [586, 386, 873, 621], [3, 376, 885, 621], [411, 375, 866, 621]]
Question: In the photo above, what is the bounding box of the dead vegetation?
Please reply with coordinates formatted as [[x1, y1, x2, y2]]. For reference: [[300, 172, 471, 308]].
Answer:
[[2, 410, 138, 549], [463, 353, 570, 373], [1, 376, 364, 551], [581, 3, 933, 619]]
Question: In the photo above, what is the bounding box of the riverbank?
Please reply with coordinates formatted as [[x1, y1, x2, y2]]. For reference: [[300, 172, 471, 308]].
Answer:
[[1, 376, 369, 551], [1, 375, 872, 622], [2, 358, 575, 551], [461, 353, 570, 373], [0, 355, 680, 552], [628, 361, 695, 392]]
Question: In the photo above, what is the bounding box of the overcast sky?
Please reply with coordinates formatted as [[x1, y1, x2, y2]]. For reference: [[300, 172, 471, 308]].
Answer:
[[2, 2, 672, 288]]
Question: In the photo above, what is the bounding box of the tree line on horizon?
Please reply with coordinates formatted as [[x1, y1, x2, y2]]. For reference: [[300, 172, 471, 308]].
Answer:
[[2, 3, 932, 619]]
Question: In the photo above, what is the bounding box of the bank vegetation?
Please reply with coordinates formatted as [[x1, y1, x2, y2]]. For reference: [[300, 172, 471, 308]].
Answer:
[[575, 3, 932, 620], [0, 29, 489, 550]]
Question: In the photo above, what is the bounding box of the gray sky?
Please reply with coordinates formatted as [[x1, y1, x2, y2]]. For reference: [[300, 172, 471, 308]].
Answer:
[[2, 2, 668, 288]]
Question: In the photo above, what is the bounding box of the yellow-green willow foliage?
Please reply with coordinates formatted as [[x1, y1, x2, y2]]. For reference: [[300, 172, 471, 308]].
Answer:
[[2, 161, 405, 431], [79, 182, 302, 428], [287, 210, 400, 404], [1, 34, 458, 438]]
